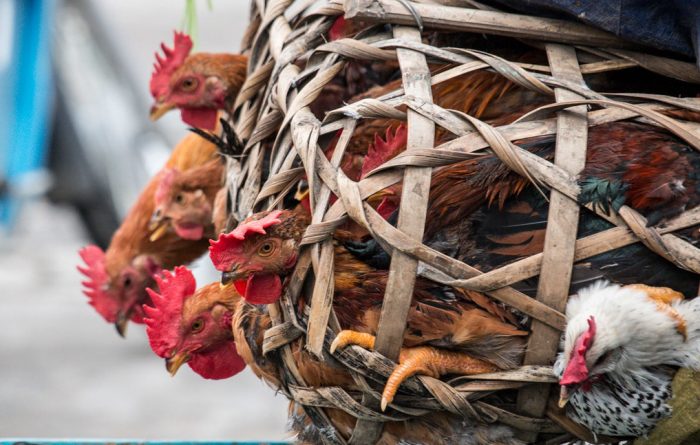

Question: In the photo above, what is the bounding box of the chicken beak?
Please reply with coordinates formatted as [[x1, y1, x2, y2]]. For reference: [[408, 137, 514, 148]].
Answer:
[[221, 267, 244, 286], [114, 312, 129, 338], [165, 351, 190, 376], [149, 223, 169, 242], [558, 386, 570, 408], [150, 100, 176, 121], [148, 212, 163, 231], [294, 187, 309, 202], [219, 281, 232, 290]]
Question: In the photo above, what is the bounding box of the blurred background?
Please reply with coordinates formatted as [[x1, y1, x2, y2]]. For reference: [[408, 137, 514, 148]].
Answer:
[[0, 0, 289, 440]]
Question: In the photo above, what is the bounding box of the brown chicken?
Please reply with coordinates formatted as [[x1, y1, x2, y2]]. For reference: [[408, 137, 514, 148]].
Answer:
[[149, 157, 223, 242], [324, 68, 549, 183], [144, 265, 526, 445], [342, 120, 700, 301], [147, 23, 398, 131], [148, 32, 248, 130], [353, 120, 700, 244], [78, 133, 223, 336], [209, 209, 528, 407]]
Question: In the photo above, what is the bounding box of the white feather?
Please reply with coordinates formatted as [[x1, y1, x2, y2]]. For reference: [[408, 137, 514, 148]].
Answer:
[[560, 281, 700, 377]]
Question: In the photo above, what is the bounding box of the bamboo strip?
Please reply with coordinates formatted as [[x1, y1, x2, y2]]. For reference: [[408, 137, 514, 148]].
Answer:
[[343, 0, 635, 48], [349, 24, 437, 445], [517, 44, 589, 438]]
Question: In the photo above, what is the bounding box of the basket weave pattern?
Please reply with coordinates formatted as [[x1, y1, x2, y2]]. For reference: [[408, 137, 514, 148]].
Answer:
[[227, 1, 700, 443]]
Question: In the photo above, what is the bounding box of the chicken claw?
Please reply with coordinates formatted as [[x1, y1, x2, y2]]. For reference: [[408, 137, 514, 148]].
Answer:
[[330, 330, 376, 354], [381, 347, 497, 411], [330, 331, 497, 412]]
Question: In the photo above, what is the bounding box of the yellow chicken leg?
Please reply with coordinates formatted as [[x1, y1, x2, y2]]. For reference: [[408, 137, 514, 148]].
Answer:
[[330, 330, 498, 411], [330, 330, 376, 353]]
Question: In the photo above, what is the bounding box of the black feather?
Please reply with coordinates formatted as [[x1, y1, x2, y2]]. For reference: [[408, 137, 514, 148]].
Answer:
[[189, 118, 245, 159]]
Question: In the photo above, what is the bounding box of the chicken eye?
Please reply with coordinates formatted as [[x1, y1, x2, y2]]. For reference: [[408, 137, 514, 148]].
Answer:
[[175, 193, 184, 204], [181, 77, 198, 92], [123, 276, 132, 288], [191, 319, 204, 333], [592, 350, 612, 368], [258, 242, 275, 257]]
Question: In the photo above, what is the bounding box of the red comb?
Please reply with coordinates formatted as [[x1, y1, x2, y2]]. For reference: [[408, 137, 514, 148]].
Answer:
[[376, 196, 398, 220], [560, 316, 597, 386], [360, 124, 408, 179], [155, 168, 177, 206], [150, 31, 193, 99], [209, 210, 283, 271], [328, 16, 347, 41], [143, 266, 197, 358], [78, 245, 119, 322]]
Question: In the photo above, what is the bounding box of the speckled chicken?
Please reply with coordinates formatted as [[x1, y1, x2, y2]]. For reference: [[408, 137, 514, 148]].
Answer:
[[554, 282, 700, 437]]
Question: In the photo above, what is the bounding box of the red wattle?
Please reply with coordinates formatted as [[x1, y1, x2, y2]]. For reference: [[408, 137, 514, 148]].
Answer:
[[174, 222, 204, 240], [188, 341, 247, 380], [233, 279, 247, 296], [243, 274, 282, 304], [181, 107, 218, 131]]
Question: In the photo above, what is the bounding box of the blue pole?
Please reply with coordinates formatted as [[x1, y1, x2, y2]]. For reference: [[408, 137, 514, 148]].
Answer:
[[0, 0, 55, 229]]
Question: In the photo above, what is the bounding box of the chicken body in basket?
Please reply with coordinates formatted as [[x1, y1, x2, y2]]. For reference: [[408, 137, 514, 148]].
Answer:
[[209, 115, 700, 438]]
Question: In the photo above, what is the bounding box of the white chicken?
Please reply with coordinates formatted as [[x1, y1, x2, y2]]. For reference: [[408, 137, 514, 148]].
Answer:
[[554, 281, 700, 437]]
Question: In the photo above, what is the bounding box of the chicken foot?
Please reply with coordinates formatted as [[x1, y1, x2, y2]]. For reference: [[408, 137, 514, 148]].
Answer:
[[331, 330, 498, 411]]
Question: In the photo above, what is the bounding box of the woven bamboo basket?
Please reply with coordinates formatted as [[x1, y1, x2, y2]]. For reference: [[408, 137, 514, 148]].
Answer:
[[224, 0, 700, 443]]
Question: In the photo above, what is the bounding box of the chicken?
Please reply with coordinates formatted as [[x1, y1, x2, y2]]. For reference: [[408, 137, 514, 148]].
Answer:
[[78, 133, 221, 336], [147, 23, 398, 132], [301, 67, 547, 224], [143, 267, 246, 379], [357, 121, 700, 254], [335, 120, 700, 306], [148, 32, 248, 130], [554, 281, 700, 437], [144, 266, 526, 445], [326, 68, 548, 180], [149, 157, 223, 242], [209, 208, 528, 410]]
